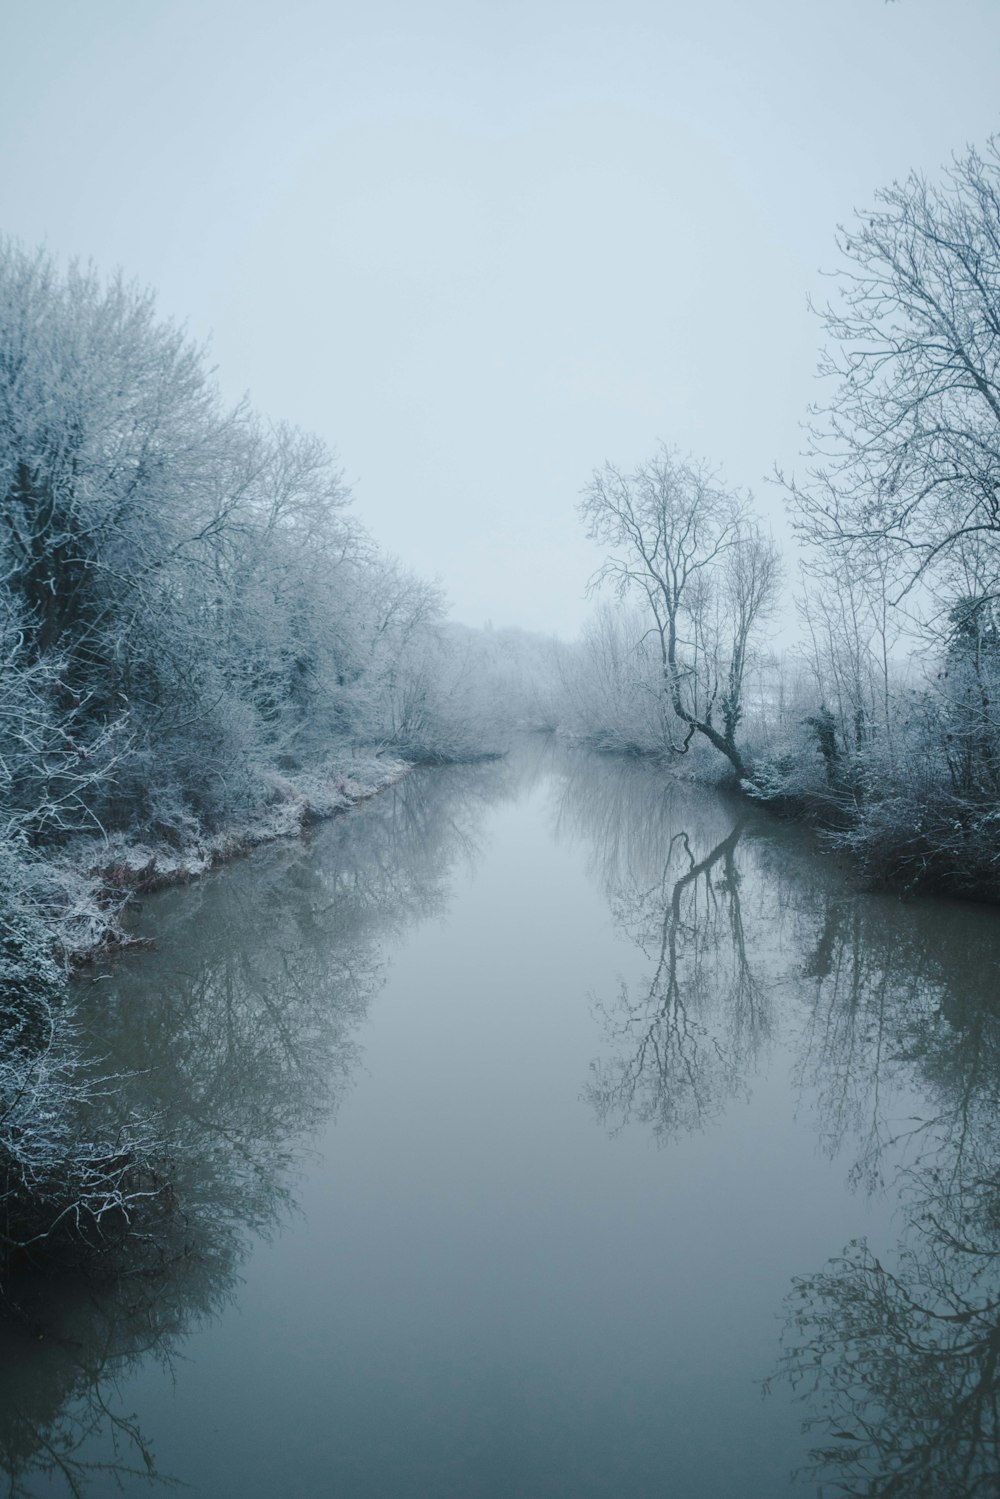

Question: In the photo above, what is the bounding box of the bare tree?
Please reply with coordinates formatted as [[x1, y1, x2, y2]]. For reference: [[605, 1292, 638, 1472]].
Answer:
[[580, 445, 780, 779], [785, 139, 1000, 610], [767, 146, 1000, 888]]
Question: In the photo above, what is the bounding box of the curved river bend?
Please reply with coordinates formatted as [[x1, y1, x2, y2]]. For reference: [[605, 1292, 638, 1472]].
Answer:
[[3, 741, 1000, 1497]]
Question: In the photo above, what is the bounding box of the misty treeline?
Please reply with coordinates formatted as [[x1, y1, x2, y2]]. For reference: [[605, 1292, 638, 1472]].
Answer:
[[559, 138, 1000, 902], [0, 242, 548, 1269], [0, 244, 555, 887]]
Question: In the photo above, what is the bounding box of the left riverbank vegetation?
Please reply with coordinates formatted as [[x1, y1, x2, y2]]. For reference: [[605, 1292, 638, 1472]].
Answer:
[[0, 242, 546, 1272], [559, 137, 1000, 905], [0, 243, 562, 912]]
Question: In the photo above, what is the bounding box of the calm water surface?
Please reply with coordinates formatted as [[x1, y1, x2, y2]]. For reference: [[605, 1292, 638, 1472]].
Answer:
[[4, 741, 1000, 1497]]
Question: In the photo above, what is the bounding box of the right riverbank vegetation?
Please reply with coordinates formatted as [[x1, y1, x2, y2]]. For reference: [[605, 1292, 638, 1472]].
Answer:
[[4, 137, 1000, 1272], [567, 139, 1000, 906]]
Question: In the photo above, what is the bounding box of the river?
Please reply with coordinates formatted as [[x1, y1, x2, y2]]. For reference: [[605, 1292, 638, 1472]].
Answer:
[[3, 739, 999, 1497]]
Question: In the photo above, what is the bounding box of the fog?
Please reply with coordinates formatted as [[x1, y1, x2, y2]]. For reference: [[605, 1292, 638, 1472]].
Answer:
[[3, 0, 999, 637]]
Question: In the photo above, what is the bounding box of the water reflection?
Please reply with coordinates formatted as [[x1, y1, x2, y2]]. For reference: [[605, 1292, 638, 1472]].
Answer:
[[0, 761, 513, 1497], [554, 751, 1000, 1494], [553, 755, 776, 1141], [7, 745, 1000, 1497], [775, 898, 1000, 1496]]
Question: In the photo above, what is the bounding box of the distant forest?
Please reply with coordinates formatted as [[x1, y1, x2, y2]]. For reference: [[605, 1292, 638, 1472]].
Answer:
[[4, 137, 1000, 1270]]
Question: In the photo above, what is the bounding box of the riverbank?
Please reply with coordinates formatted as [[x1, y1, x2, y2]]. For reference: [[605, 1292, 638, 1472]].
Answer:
[[60, 751, 411, 964], [560, 727, 1000, 904], [0, 749, 410, 1277], [742, 771, 1000, 904], [3, 748, 412, 1032]]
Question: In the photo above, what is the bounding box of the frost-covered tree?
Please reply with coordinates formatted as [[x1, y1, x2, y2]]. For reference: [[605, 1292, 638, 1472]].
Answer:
[[579, 445, 780, 778], [785, 139, 1000, 609], [768, 143, 1000, 893], [559, 603, 667, 754], [0, 241, 504, 852]]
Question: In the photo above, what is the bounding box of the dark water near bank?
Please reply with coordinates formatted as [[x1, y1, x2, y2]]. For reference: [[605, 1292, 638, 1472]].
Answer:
[[4, 741, 1000, 1497]]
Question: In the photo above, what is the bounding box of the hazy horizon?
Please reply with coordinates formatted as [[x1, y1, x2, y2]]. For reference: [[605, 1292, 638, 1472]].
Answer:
[[3, 0, 1000, 638]]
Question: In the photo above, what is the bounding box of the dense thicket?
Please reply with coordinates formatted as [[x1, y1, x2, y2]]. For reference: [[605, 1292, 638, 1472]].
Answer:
[[0, 246, 520, 856]]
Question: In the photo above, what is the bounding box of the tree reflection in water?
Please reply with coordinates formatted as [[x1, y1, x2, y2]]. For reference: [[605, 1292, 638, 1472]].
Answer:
[[553, 754, 777, 1142], [774, 898, 1000, 1497], [556, 750, 1000, 1496], [0, 760, 513, 1497]]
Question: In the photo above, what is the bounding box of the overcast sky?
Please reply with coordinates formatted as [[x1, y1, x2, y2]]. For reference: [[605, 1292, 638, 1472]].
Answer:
[[2, 1, 1000, 637]]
